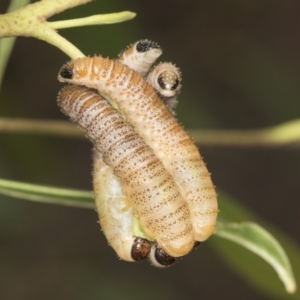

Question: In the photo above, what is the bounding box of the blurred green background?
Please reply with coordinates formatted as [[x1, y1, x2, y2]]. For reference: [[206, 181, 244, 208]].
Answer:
[[1, 0, 300, 299]]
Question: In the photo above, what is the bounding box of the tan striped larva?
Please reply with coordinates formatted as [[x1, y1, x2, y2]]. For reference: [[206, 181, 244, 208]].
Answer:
[[58, 56, 218, 244], [58, 85, 194, 260], [119, 40, 181, 113]]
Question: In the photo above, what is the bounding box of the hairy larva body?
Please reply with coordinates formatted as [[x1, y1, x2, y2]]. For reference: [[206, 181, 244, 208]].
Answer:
[[58, 57, 218, 243], [119, 41, 180, 112], [58, 85, 194, 258], [118, 40, 162, 77]]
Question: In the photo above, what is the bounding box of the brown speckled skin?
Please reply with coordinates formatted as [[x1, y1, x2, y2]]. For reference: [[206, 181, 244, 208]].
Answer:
[[58, 57, 218, 243], [58, 85, 194, 258]]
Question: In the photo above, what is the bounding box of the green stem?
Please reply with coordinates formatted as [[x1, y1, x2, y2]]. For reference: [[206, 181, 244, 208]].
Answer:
[[0, 0, 136, 60], [188, 119, 300, 148], [0, 118, 84, 138], [1, 117, 300, 148], [48, 11, 136, 29], [0, 0, 31, 89]]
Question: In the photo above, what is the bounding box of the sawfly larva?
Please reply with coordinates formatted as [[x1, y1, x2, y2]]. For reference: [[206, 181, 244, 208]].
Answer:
[[58, 85, 194, 260], [147, 62, 181, 112], [58, 56, 218, 243], [119, 40, 180, 113], [118, 39, 162, 77], [93, 149, 176, 266], [93, 150, 155, 263]]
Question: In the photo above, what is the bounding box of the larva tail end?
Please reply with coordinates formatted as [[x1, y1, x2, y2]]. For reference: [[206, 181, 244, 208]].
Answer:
[[193, 224, 217, 242], [58, 62, 74, 81], [149, 245, 176, 268]]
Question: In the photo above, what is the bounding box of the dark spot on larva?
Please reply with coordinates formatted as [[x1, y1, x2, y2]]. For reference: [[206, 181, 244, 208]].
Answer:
[[193, 241, 201, 249], [59, 66, 73, 79], [154, 245, 176, 266], [131, 238, 151, 261], [136, 40, 161, 53]]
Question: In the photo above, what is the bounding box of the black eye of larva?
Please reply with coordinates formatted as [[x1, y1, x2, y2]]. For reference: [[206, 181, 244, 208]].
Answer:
[[59, 66, 73, 79], [157, 71, 180, 91], [131, 238, 152, 261], [136, 40, 161, 53], [154, 246, 176, 266]]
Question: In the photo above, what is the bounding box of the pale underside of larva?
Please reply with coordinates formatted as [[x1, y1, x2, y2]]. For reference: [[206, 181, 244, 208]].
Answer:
[[58, 56, 218, 243], [93, 150, 156, 262], [58, 85, 194, 259]]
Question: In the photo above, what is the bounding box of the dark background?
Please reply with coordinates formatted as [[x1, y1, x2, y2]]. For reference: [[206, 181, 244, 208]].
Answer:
[[0, 0, 300, 299]]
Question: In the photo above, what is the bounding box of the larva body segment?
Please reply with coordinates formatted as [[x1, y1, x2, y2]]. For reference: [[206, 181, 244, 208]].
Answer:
[[58, 57, 218, 242], [58, 85, 194, 257]]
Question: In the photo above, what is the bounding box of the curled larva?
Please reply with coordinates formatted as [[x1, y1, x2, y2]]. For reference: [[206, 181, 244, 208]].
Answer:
[[118, 39, 162, 77], [58, 57, 218, 243], [147, 62, 181, 112], [93, 150, 151, 262], [94, 148, 176, 266], [58, 85, 194, 258]]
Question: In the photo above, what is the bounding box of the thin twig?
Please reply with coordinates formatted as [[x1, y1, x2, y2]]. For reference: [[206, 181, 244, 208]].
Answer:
[[1, 117, 300, 148], [48, 11, 136, 29], [0, 118, 84, 139]]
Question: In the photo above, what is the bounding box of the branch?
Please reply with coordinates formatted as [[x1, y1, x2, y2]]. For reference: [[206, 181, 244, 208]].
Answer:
[[188, 119, 300, 148], [0, 0, 135, 57], [0, 118, 84, 138], [1, 117, 300, 148]]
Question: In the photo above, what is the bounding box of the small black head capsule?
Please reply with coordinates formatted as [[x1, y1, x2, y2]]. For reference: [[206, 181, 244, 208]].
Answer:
[[149, 245, 177, 267], [59, 64, 73, 79], [136, 39, 161, 53], [131, 238, 152, 261]]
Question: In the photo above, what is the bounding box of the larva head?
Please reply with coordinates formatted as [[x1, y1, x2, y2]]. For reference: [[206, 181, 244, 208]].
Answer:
[[58, 57, 103, 89], [149, 244, 176, 268], [58, 61, 74, 81], [131, 238, 152, 261], [135, 39, 161, 53], [147, 62, 181, 98], [118, 39, 162, 76]]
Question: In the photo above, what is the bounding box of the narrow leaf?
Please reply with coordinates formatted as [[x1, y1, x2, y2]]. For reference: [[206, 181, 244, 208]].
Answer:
[[215, 222, 296, 294], [0, 178, 94, 208]]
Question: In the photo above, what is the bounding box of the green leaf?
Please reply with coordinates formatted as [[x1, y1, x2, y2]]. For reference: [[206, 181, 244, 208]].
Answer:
[[0, 178, 94, 208], [210, 192, 299, 299], [0, 178, 298, 298], [215, 221, 296, 294]]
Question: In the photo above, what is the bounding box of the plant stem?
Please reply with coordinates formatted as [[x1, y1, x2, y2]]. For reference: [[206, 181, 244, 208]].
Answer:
[[0, 0, 31, 89], [48, 11, 136, 29], [1, 117, 300, 148], [0, 118, 84, 138], [188, 119, 300, 148]]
